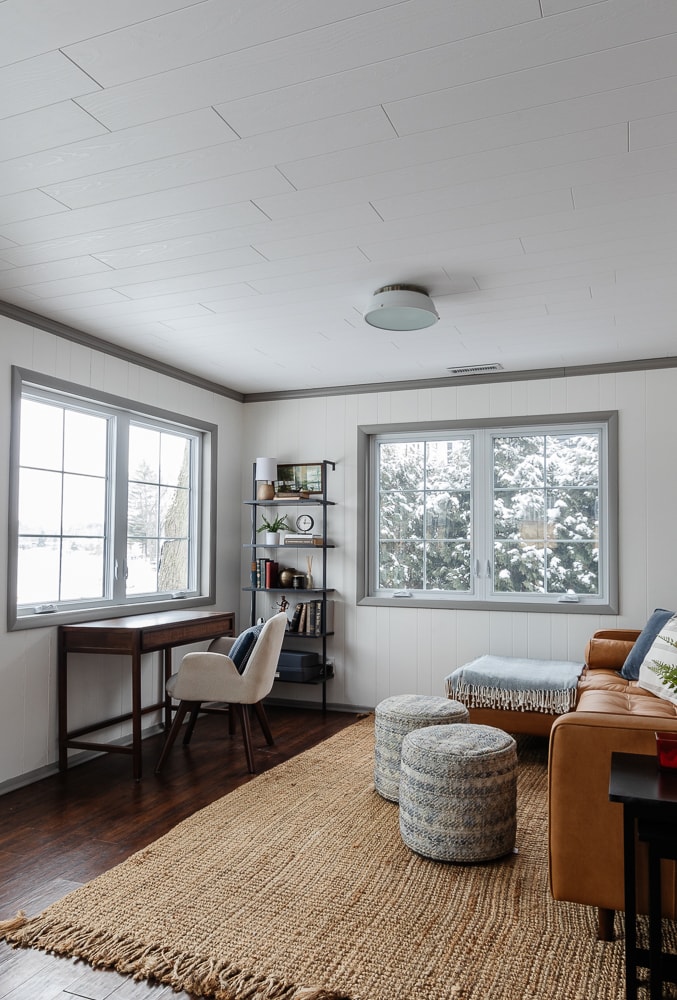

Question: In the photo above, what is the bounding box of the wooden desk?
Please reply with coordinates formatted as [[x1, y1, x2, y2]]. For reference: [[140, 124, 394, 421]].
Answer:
[[58, 609, 235, 780]]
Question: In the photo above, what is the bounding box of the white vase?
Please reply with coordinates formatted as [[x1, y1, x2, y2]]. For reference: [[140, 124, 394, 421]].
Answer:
[[265, 531, 280, 545]]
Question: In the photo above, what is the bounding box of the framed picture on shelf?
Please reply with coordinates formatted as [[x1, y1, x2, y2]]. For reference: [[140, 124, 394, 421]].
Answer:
[[276, 462, 324, 496]]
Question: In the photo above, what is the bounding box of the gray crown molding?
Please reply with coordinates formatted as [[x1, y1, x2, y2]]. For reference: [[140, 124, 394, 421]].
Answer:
[[4, 299, 677, 403], [244, 356, 677, 401], [0, 300, 244, 403]]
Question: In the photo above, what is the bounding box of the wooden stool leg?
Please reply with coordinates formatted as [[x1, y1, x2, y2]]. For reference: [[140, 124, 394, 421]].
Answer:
[[236, 704, 256, 773], [155, 702, 190, 773], [253, 701, 275, 746]]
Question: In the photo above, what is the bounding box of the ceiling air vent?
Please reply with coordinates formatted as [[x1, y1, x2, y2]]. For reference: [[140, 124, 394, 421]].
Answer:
[[446, 363, 504, 376]]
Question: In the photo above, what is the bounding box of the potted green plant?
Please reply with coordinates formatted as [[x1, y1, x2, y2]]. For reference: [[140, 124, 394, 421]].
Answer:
[[257, 513, 289, 545]]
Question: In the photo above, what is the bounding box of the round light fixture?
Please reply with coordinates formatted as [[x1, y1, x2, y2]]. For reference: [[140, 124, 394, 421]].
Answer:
[[364, 284, 439, 331]]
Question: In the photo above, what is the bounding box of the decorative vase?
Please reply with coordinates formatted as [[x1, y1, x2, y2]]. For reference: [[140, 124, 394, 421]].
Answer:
[[257, 482, 274, 500], [306, 573, 313, 589]]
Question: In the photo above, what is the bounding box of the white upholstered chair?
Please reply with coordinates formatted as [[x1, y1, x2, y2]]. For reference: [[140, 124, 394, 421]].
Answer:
[[155, 612, 288, 774]]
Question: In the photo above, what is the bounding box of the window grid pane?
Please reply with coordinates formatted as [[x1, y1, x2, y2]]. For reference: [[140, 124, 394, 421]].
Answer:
[[128, 425, 193, 596], [17, 401, 109, 608], [377, 438, 472, 592], [492, 432, 601, 597]]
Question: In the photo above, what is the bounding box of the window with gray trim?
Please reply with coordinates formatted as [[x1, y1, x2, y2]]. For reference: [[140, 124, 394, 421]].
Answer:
[[9, 368, 217, 628], [361, 413, 617, 612]]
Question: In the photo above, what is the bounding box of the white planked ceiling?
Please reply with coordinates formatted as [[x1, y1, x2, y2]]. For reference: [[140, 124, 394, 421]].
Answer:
[[1, 0, 677, 395]]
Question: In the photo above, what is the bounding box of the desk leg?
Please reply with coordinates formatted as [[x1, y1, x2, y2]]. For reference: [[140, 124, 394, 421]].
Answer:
[[57, 631, 68, 771], [623, 805, 639, 1000], [163, 648, 173, 730], [648, 843, 663, 1000], [131, 648, 142, 781]]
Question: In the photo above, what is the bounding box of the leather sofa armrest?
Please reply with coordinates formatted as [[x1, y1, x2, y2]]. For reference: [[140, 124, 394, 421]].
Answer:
[[548, 711, 677, 915]]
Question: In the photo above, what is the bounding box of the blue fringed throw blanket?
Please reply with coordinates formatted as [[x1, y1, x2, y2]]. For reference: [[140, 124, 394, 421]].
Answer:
[[445, 654, 584, 715]]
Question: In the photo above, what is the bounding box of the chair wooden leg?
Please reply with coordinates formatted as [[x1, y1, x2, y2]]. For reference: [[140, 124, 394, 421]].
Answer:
[[236, 704, 256, 773], [155, 701, 191, 773], [228, 704, 236, 735], [253, 701, 275, 746], [183, 704, 201, 745]]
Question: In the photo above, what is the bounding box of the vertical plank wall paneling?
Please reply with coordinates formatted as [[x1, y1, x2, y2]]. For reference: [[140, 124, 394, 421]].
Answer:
[[243, 367, 668, 708], [0, 316, 243, 787]]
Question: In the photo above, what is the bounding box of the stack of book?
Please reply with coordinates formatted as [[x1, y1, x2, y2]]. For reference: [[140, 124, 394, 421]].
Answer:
[[283, 533, 324, 546], [251, 558, 278, 589], [288, 599, 335, 635]]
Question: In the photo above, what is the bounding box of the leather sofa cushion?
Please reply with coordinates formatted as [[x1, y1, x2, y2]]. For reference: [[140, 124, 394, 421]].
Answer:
[[578, 666, 633, 694], [577, 686, 677, 718]]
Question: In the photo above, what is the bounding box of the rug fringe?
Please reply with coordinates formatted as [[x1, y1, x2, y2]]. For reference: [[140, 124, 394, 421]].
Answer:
[[1, 914, 352, 1000], [0, 911, 27, 934]]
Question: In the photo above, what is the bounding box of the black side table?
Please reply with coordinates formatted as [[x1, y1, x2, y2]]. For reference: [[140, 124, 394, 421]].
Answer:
[[609, 751, 677, 1000]]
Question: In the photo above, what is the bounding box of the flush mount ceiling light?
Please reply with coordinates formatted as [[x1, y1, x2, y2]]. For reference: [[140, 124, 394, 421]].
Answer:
[[364, 284, 439, 331]]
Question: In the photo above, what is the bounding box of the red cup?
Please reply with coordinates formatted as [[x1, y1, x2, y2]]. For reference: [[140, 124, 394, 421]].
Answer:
[[655, 731, 677, 769]]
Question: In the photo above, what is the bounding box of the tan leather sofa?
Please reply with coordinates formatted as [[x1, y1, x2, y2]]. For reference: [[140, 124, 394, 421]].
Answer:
[[548, 628, 677, 940]]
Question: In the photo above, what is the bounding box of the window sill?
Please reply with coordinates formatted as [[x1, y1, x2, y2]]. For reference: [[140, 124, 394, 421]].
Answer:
[[357, 595, 616, 614], [10, 595, 214, 631]]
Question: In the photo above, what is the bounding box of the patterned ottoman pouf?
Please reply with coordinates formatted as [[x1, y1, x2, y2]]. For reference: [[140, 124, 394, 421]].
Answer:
[[374, 694, 469, 802], [399, 723, 517, 862]]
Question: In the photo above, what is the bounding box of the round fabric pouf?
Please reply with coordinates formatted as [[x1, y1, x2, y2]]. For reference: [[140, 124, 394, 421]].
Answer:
[[374, 694, 469, 802], [399, 723, 517, 863]]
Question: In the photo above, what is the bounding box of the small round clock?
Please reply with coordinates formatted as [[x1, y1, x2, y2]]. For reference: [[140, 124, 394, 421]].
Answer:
[[296, 513, 314, 533]]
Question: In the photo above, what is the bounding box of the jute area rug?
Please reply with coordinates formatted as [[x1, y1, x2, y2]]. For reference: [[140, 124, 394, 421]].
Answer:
[[0, 717, 650, 1000]]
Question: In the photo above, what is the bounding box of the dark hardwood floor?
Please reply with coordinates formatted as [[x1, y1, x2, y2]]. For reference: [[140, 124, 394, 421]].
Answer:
[[0, 705, 361, 1000]]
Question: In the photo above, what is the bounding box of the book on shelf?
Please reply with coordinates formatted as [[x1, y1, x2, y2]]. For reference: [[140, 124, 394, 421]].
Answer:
[[265, 560, 278, 589], [283, 534, 324, 546], [290, 602, 303, 632]]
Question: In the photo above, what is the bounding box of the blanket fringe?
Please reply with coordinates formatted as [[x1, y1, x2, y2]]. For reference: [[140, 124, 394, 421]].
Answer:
[[0, 914, 352, 1000], [446, 680, 576, 715]]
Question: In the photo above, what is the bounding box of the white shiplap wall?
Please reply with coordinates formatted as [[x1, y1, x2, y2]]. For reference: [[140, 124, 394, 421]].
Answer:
[[243, 366, 677, 711], [0, 316, 243, 788]]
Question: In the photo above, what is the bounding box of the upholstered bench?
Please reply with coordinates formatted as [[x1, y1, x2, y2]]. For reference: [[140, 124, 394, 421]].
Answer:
[[399, 723, 517, 863], [445, 654, 584, 737], [374, 694, 469, 802]]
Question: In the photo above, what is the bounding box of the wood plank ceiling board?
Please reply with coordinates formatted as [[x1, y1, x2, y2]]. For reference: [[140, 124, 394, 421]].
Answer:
[[0, 109, 240, 198], [1, 0, 677, 393], [0, 206, 269, 269]]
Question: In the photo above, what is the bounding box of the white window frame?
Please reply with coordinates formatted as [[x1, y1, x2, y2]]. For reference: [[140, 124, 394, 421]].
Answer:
[[357, 411, 618, 614], [8, 367, 218, 630]]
